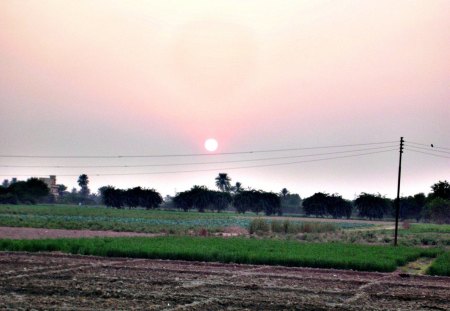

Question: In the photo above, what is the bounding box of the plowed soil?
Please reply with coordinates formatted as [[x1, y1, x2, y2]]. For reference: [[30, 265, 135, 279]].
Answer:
[[1, 252, 449, 310]]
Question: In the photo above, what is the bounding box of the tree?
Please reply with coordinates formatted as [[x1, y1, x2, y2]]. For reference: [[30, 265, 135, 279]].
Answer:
[[57, 184, 67, 197], [7, 178, 49, 204], [231, 182, 243, 194], [302, 193, 329, 217], [398, 193, 425, 221], [2, 179, 9, 188], [423, 197, 450, 224], [327, 194, 353, 219], [77, 174, 90, 198], [429, 180, 450, 200], [355, 193, 390, 220], [173, 186, 213, 213], [280, 193, 302, 214], [233, 191, 252, 214], [215, 173, 231, 193], [173, 190, 193, 212], [232, 189, 280, 215], [211, 191, 232, 212], [123, 187, 141, 208], [261, 191, 281, 216], [140, 188, 163, 209], [101, 186, 124, 208], [280, 188, 289, 198]]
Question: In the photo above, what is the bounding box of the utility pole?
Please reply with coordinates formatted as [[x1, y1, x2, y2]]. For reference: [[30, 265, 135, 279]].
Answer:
[[394, 137, 404, 246]]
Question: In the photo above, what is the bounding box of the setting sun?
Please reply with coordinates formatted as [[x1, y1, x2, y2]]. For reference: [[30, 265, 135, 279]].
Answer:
[[204, 138, 218, 152]]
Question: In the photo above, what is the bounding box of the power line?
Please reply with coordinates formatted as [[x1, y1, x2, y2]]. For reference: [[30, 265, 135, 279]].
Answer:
[[0, 145, 398, 168], [0, 140, 398, 159], [0, 148, 397, 177], [405, 140, 450, 151], [404, 148, 450, 159], [404, 145, 450, 155]]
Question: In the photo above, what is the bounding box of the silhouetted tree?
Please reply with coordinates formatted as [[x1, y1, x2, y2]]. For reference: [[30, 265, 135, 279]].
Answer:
[[231, 182, 243, 195], [280, 188, 289, 198], [101, 186, 124, 208], [302, 193, 329, 217], [232, 190, 280, 215], [233, 191, 252, 214], [215, 173, 232, 193], [398, 193, 425, 221], [140, 188, 163, 209], [124, 187, 143, 208], [429, 180, 450, 200], [77, 174, 90, 198], [6, 178, 49, 204], [2, 179, 9, 188], [173, 190, 193, 212], [261, 191, 281, 216], [211, 191, 232, 212], [423, 197, 450, 224], [327, 194, 353, 219], [355, 193, 390, 219]]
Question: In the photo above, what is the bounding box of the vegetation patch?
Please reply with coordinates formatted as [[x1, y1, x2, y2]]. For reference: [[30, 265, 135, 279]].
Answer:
[[406, 223, 450, 234], [0, 237, 442, 273], [427, 251, 450, 276]]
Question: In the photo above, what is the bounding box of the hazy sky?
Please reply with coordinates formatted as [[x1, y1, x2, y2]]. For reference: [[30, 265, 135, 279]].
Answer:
[[1, 1, 449, 199]]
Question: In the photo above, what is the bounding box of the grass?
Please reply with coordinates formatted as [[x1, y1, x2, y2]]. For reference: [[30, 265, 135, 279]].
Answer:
[[427, 251, 450, 276], [406, 223, 450, 234], [0, 236, 442, 273]]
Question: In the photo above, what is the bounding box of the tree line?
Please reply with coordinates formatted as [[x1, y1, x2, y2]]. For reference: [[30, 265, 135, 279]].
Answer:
[[1, 173, 449, 224], [99, 186, 163, 209]]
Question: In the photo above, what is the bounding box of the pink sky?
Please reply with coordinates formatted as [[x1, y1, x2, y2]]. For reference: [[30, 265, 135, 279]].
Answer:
[[0, 1, 449, 199]]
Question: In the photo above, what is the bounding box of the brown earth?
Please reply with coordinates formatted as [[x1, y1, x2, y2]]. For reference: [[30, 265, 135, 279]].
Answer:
[[1, 252, 449, 310], [0, 226, 161, 240]]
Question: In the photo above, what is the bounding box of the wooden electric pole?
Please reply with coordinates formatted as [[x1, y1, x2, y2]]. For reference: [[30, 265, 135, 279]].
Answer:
[[394, 137, 404, 246]]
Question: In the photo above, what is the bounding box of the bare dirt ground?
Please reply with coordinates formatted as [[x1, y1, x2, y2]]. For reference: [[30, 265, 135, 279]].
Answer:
[[0, 227, 161, 240], [1, 252, 449, 310]]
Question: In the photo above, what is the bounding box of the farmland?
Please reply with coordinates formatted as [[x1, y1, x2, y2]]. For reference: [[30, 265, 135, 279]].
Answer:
[[0, 204, 449, 309], [0, 204, 373, 233], [0, 236, 443, 272], [1, 252, 450, 310]]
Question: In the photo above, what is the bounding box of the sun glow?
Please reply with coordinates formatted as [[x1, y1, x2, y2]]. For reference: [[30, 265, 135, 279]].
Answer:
[[204, 138, 218, 152]]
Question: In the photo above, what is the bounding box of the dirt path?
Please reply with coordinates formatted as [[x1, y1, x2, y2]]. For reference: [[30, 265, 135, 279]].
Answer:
[[0, 226, 161, 239], [0, 252, 449, 310]]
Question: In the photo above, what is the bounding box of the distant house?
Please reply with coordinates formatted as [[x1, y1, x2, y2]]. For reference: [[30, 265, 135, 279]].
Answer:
[[39, 175, 59, 199]]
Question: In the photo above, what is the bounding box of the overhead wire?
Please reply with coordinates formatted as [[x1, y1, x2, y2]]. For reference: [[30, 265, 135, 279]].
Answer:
[[0, 148, 398, 177], [0, 145, 398, 169], [0, 140, 398, 159], [405, 140, 450, 151], [404, 148, 450, 159], [404, 144, 450, 154]]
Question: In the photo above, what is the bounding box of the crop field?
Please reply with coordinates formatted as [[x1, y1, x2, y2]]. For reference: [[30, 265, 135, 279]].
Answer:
[[1, 252, 450, 310], [0, 236, 444, 273], [0, 204, 373, 233]]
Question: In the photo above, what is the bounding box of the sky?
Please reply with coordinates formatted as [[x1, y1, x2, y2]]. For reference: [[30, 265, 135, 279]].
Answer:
[[0, 0, 449, 200]]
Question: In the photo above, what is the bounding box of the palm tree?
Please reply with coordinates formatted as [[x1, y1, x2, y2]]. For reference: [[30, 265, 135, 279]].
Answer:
[[280, 188, 289, 198], [215, 173, 231, 193], [77, 174, 90, 197], [234, 182, 243, 194]]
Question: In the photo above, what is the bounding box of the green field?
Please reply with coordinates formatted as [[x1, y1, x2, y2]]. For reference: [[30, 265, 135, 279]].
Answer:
[[0, 236, 442, 273], [0, 204, 373, 233], [1, 204, 449, 276], [427, 251, 450, 276]]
